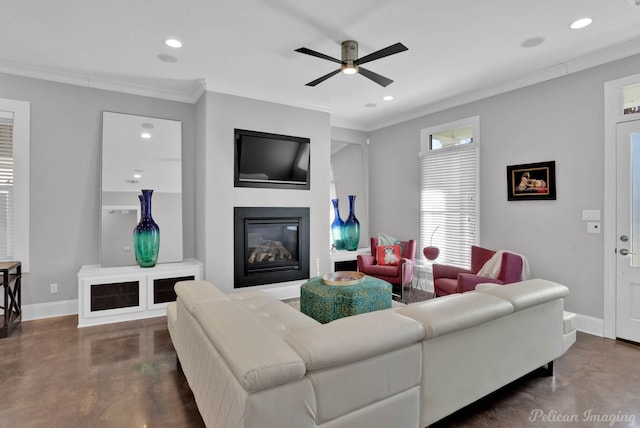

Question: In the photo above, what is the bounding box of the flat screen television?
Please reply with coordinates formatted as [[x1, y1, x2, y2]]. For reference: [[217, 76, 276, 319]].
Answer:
[[234, 129, 311, 190]]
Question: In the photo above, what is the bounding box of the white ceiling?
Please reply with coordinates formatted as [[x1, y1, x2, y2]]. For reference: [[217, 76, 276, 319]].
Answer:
[[3, 0, 640, 131]]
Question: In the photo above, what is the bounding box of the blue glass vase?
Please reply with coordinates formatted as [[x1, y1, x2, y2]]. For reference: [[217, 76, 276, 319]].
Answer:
[[331, 199, 346, 250], [133, 189, 160, 268], [342, 195, 360, 251]]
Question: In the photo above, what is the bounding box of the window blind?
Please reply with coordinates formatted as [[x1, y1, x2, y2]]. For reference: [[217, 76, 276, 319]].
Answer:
[[420, 144, 478, 268], [0, 117, 13, 259]]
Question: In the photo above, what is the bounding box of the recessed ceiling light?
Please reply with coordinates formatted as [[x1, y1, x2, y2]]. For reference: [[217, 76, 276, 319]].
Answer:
[[157, 54, 178, 63], [570, 18, 592, 30], [521, 37, 545, 48], [165, 39, 183, 48], [141, 132, 151, 139], [382, 95, 394, 101]]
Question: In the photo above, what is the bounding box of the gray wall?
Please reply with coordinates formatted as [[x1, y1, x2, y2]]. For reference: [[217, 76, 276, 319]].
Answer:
[[0, 72, 196, 305], [367, 53, 640, 319], [4, 49, 640, 319]]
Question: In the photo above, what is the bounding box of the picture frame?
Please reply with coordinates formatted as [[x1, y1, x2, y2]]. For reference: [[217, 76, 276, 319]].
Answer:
[[506, 161, 556, 201]]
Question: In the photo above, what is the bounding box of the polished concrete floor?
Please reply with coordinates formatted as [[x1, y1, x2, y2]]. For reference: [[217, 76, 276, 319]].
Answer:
[[0, 315, 638, 428]]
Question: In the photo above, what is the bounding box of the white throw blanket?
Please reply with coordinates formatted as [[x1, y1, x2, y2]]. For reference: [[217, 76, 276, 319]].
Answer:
[[476, 250, 530, 281]]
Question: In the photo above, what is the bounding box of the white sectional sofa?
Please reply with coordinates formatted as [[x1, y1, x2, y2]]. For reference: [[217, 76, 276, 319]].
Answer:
[[167, 278, 576, 428]]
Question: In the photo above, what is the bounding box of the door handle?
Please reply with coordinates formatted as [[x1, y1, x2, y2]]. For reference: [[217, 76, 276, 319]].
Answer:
[[619, 248, 636, 256]]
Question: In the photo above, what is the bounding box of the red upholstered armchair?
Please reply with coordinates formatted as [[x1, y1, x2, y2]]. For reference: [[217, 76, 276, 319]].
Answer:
[[433, 245, 524, 297], [357, 238, 416, 295]]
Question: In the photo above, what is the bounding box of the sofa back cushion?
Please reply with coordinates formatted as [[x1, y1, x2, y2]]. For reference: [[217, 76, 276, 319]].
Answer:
[[397, 292, 513, 339], [286, 310, 425, 371], [477, 278, 568, 310]]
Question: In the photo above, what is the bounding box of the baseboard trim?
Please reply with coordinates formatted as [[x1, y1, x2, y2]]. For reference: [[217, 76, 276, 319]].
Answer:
[[263, 283, 301, 300], [22, 299, 78, 321], [575, 313, 604, 337], [18, 298, 607, 339]]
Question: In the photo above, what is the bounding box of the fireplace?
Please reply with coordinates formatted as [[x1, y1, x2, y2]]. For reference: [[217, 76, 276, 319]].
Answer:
[[234, 207, 310, 288]]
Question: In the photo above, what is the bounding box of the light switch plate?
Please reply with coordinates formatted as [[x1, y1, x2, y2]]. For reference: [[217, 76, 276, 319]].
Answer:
[[583, 210, 601, 221]]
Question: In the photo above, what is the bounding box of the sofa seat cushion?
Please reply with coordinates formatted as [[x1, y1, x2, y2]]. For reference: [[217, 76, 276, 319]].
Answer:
[[434, 277, 458, 295], [478, 278, 568, 311], [230, 292, 320, 337], [364, 264, 400, 277], [397, 292, 513, 339]]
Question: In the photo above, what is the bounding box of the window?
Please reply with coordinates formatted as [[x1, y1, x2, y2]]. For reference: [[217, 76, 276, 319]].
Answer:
[[624, 84, 640, 115], [0, 99, 30, 271], [419, 116, 479, 269]]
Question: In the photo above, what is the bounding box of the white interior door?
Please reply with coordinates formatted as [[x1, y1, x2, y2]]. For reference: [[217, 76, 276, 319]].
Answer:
[[616, 119, 640, 343]]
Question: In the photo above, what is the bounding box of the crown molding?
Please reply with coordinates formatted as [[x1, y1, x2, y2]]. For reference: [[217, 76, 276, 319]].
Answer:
[[365, 37, 640, 132], [0, 60, 202, 104]]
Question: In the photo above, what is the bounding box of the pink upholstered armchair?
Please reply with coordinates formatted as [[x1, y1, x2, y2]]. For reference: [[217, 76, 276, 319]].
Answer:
[[433, 245, 524, 297], [357, 237, 416, 296]]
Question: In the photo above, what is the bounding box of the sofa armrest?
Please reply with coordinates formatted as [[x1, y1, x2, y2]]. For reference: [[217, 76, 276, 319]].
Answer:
[[175, 280, 230, 314], [194, 300, 307, 393], [457, 274, 503, 293], [357, 254, 376, 269], [285, 311, 425, 371], [433, 264, 472, 280]]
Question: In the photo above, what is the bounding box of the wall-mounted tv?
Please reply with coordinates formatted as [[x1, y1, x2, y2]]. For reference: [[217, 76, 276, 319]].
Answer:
[[234, 129, 311, 190]]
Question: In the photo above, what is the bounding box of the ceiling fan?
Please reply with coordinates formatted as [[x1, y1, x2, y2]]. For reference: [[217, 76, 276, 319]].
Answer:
[[295, 40, 408, 87]]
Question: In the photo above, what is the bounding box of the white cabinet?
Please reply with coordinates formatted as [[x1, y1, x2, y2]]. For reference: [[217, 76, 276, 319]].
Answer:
[[77, 259, 203, 327], [329, 248, 370, 272]]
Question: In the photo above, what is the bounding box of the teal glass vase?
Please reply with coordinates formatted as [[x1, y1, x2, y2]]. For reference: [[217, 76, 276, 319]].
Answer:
[[133, 189, 160, 268], [331, 199, 346, 250], [342, 195, 360, 251]]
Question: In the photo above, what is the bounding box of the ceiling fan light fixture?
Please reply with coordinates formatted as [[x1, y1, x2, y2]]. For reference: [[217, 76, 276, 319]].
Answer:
[[342, 63, 358, 75], [295, 40, 407, 87]]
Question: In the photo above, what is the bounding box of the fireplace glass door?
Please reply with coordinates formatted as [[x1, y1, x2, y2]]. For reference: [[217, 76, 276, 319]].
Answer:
[[234, 207, 310, 288]]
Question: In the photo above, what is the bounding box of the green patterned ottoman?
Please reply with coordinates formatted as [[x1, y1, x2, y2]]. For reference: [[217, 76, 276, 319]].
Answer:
[[300, 275, 392, 323]]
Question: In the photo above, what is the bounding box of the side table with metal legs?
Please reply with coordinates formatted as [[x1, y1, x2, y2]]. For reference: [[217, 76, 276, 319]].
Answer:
[[1, 261, 22, 338], [400, 259, 415, 302]]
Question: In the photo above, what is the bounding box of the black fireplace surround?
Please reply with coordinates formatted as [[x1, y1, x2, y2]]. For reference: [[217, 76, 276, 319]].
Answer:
[[234, 207, 310, 288]]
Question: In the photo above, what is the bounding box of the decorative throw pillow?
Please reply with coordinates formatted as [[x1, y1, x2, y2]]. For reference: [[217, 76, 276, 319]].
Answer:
[[376, 245, 401, 266]]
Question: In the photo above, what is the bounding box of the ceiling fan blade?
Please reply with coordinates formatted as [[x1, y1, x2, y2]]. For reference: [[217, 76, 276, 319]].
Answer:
[[358, 67, 394, 87], [355, 42, 408, 66], [305, 69, 342, 86], [295, 47, 343, 64]]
